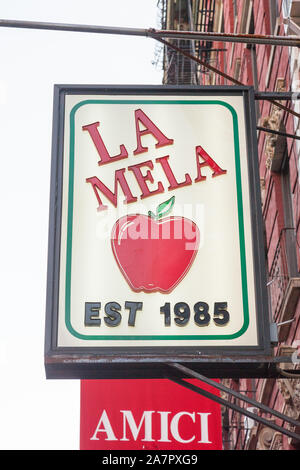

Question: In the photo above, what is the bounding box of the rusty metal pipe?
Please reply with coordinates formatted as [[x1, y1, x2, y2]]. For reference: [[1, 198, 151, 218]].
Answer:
[[1, 18, 300, 118], [155, 36, 300, 120], [257, 126, 300, 141], [150, 28, 300, 47], [0, 19, 300, 47]]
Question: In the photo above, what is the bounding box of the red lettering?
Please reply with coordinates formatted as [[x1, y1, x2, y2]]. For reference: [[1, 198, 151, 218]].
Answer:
[[156, 155, 192, 190], [86, 169, 137, 211], [194, 146, 227, 182], [82, 121, 128, 166], [128, 160, 164, 199], [133, 109, 174, 156]]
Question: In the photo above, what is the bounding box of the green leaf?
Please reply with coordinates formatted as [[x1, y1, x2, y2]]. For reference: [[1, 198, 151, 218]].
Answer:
[[156, 196, 175, 219]]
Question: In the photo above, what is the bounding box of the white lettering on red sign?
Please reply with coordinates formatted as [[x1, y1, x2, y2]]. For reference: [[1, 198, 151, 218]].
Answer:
[[90, 409, 212, 444]]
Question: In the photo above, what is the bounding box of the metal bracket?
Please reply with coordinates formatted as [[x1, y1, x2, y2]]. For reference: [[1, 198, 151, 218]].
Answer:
[[257, 126, 300, 141], [270, 322, 278, 346], [166, 362, 300, 443], [269, 320, 296, 346]]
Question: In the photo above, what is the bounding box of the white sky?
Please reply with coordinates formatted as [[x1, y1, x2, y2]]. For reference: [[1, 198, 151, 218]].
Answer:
[[0, 0, 162, 450]]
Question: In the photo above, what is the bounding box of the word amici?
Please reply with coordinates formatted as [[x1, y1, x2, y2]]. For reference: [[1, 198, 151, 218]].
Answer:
[[90, 408, 213, 445]]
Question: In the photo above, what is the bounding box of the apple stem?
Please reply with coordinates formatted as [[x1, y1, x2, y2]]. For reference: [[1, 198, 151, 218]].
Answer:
[[148, 196, 175, 220]]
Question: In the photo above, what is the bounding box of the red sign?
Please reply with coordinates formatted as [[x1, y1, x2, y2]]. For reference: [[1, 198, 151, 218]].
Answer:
[[80, 378, 222, 450]]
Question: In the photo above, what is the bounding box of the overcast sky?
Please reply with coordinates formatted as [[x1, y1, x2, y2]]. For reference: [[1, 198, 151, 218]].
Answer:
[[0, 0, 162, 450]]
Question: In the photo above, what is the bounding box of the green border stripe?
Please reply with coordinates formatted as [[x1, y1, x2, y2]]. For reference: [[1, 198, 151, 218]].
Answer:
[[65, 99, 249, 340]]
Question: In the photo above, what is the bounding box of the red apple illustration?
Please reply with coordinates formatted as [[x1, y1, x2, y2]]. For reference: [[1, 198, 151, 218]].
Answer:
[[111, 196, 200, 293]]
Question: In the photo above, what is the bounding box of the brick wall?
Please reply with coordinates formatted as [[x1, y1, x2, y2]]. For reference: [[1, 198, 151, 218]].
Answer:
[[161, 0, 300, 449], [220, 0, 300, 450]]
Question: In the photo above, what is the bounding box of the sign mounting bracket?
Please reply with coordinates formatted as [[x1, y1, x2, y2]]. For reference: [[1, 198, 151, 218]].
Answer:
[[166, 362, 300, 442]]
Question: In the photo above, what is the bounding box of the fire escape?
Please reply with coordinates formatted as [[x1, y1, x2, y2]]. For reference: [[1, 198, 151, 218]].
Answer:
[[158, 0, 225, 85]]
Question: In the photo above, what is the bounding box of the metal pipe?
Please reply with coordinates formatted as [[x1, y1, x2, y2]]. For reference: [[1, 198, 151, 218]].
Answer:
[[1, 17, 300, 119], [168, 375, 300, 442], [0, 19, 300, 47], [155, 35, 243, 85], [150, 28, 300, 47], [169, 362, 300, 429], [255, 92, 300, 100], [277, 319, 295, 326], [0, 18, 149, 36], [154, 35, 300, 119], [257, 126, 300, 141]]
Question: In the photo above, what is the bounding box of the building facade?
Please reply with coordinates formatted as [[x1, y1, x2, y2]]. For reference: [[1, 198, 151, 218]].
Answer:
[[158, 0, 300, 450]]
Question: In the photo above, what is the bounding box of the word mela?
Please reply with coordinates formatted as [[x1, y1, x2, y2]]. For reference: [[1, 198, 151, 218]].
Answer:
[[83, 108, 227, 211]]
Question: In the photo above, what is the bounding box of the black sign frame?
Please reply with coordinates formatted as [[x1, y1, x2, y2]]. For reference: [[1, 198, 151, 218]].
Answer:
[[45, 84, 273, 379]]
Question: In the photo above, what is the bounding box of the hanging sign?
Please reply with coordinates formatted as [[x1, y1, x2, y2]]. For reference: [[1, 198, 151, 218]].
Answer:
[[45, 85, 271, 379], [80, 378, 223, 450]]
